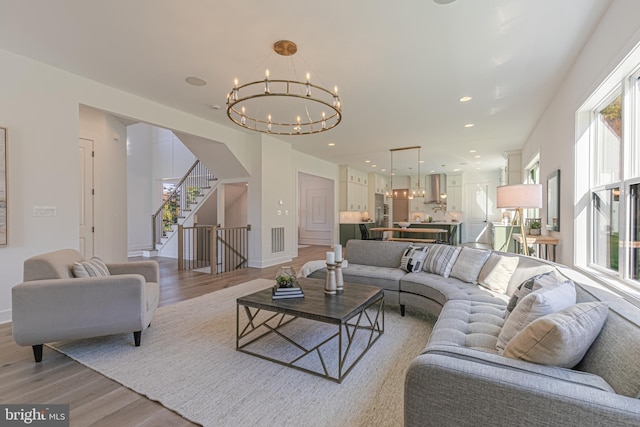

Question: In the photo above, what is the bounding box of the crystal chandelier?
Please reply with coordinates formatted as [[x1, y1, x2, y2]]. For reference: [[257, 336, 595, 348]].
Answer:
[[226, 40, 342, 135]]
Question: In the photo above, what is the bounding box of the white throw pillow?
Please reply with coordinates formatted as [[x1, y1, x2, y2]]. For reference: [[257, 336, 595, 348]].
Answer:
[[450, 247, 491, 284], [496, 281, 576, 353], [423, 244, 462, 278], [399, 245, 429, 272], [504, 302, 608, 368], [73, 257, 111, 277], [477, 253, 519, 293]]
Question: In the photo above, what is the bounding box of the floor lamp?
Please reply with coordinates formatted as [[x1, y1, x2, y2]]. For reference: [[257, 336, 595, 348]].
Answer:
[[496, 184, 543, 256]]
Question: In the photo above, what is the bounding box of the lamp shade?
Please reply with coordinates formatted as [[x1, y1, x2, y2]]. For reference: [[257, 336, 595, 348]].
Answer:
[[496, 184, 543, 209]]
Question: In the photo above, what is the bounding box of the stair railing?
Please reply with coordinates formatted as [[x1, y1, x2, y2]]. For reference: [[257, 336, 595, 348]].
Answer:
[[151, 160, 215, 248], [178, 224, 251, 274]]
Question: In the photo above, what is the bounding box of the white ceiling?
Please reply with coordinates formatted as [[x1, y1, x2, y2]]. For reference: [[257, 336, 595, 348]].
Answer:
[[0, 0, 611, 175]]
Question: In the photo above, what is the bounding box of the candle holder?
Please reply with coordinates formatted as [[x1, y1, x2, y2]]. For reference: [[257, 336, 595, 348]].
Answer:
[[324, 263, 337, 295], [335, 260, 344, 292]]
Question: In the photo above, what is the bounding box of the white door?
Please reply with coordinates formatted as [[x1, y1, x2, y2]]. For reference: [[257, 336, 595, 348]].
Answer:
[[298, 173, 333, 246], [465, 183, 490, 243], [79, 138, 94, 258]]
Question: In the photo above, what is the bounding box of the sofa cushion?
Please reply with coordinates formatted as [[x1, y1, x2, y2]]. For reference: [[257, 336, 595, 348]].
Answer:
[[344, 240, 410, 268], [450, 247, 491, 284], [423, 244, 462, 278], [504, 270, 567, 319], [477, 253, 519, 293], [504, 302, 608, 368], [426, 300, 505, 353], [400, 245, 430, 272], [337, 263, 405, 292], [73, 257, 111, 278], [496, 281, 576, 353], [401, 272, 510, 308]]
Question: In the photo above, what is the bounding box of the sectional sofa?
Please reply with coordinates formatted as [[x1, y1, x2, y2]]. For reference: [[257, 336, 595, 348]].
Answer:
[[307, 239, 640, 426]]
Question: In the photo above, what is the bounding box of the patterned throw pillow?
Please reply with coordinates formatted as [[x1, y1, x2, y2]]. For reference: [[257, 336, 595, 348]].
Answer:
[[504, 270, 565, 319], [423, 244, 462, 278], [73, 257, 111, 277], [399, 245, 430, 272]]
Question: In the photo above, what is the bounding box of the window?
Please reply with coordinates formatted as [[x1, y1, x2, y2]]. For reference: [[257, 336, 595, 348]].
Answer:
[[631, 184, 640, 280], [577, 44, 640, 298], [592, 187, 620, 272]]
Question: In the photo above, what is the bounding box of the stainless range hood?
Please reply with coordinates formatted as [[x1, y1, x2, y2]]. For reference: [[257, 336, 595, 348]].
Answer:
[[424, 174, 446, 203]]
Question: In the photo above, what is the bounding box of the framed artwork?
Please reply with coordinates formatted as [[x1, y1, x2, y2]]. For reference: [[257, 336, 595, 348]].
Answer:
[[0, 127, 5, 245], [546, 169, 560, 232]]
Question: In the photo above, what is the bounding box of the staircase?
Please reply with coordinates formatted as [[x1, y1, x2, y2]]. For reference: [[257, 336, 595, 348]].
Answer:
[[146, 160, 216, 256]]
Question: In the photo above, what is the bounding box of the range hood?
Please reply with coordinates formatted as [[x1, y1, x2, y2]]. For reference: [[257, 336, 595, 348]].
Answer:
[[424, 174, 446, 203]]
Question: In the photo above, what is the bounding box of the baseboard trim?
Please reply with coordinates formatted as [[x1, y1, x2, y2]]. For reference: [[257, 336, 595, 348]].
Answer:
[[0, 308, 11, 324]]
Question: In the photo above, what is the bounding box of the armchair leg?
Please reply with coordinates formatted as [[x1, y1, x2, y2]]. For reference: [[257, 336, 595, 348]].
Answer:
[[133, 331, 142, 347], [400, 305, 406, 317], [32, 344, 43, 362]]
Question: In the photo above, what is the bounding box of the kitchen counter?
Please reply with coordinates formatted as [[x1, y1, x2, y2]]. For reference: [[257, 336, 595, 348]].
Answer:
[[392, 222, 462, 245]]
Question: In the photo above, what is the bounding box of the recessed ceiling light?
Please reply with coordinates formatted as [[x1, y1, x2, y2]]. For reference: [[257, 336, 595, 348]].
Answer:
[[430, 170, 435, 173], [419, 160, 425, 164], [453, 168, 461, 172], [210, 104, 221, 110], [475, 155, 481, 158], [372, 164, 377, 168], [381, 168, 386, 172], [459, 96, 472, 102], [185, 76, 207, 86], [464, 123, 475, 128], [365, 160, 371, 163], [434, 0, 456, 4], [469, 149, 477, 153], [328, 142, 335, 146]]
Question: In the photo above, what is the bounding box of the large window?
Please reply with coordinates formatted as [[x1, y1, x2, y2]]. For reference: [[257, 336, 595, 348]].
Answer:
[[579, 53, 640, 296]]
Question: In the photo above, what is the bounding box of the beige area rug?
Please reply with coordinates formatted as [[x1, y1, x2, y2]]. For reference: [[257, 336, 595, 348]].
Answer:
[[48, 279, 434, 427]]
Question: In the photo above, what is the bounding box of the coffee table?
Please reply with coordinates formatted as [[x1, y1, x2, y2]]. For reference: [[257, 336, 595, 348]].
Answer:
[[236, 277, 384, 383]]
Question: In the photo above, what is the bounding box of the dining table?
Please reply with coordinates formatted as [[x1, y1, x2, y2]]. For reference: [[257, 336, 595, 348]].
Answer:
[[369, 227, 448, 243]]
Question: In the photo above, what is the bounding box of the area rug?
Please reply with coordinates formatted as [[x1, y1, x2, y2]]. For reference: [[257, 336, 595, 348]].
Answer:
[[48, 279, 434, 427]]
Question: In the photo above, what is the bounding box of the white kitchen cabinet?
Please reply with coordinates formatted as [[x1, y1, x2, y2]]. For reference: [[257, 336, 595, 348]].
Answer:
[[446, 174, 463, 212], [340, 165, 369, 211]]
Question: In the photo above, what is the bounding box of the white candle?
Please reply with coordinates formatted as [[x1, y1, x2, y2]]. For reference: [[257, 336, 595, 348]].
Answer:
[[326, 251, 335, 264], [334, 244, 342, 262]]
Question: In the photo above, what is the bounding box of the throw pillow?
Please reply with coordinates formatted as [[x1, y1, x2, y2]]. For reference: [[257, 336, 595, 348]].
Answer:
[[449, 247, 491, 284], [399, 245, 429, 272], [73, 257, 111, 278], [503, 302, 609, 368], [477, 253, 519, 293], [423, 244, 462, 278], [504, 270, 565, 319], [496, 281, 576, 353]]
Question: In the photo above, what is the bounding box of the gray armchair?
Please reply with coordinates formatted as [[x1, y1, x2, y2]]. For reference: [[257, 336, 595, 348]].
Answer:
[[12, 249, 160, 362]]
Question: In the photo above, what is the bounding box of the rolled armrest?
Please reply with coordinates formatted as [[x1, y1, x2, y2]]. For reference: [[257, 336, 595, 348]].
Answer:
[[405, 350, 640, 427], [107, 260, 159, 283], [12, 275, 149, 346]]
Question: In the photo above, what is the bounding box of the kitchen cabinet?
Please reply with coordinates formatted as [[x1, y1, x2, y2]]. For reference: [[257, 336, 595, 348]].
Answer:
[[339, 223, 372, 246], [340, 166, 369, 211], [446, 174, 463, 212], [371, 173, 389, 195]]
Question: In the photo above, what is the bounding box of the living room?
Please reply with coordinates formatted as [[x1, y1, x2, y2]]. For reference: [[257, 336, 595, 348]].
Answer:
[[2, 1, 640, 426]]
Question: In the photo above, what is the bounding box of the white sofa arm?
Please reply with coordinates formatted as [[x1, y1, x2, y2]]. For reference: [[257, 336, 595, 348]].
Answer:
[[12, 274, 149, 346], [107, 260, 159, 283]]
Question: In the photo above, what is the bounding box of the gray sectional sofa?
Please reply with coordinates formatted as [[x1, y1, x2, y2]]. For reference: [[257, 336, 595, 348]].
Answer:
[[307, 239, 640, 426]]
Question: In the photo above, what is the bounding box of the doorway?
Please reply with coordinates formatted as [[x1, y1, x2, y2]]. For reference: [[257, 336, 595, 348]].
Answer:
[[465, 183, 490, 243], [298, 173, 334, 246], [79, 138, 94, 258]]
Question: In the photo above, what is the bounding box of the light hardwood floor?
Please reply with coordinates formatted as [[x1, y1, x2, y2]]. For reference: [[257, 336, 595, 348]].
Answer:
[[0, 245, 331, 427]]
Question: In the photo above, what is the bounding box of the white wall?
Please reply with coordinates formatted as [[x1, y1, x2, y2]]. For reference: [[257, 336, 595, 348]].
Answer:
[[0, 47, 297, 323], [521, 0, 640, 266], [127, 123, 154, 252]]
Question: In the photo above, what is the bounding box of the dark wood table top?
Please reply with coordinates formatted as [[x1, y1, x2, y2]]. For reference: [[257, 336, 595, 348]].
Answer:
[[236, 277, 383, 325]]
